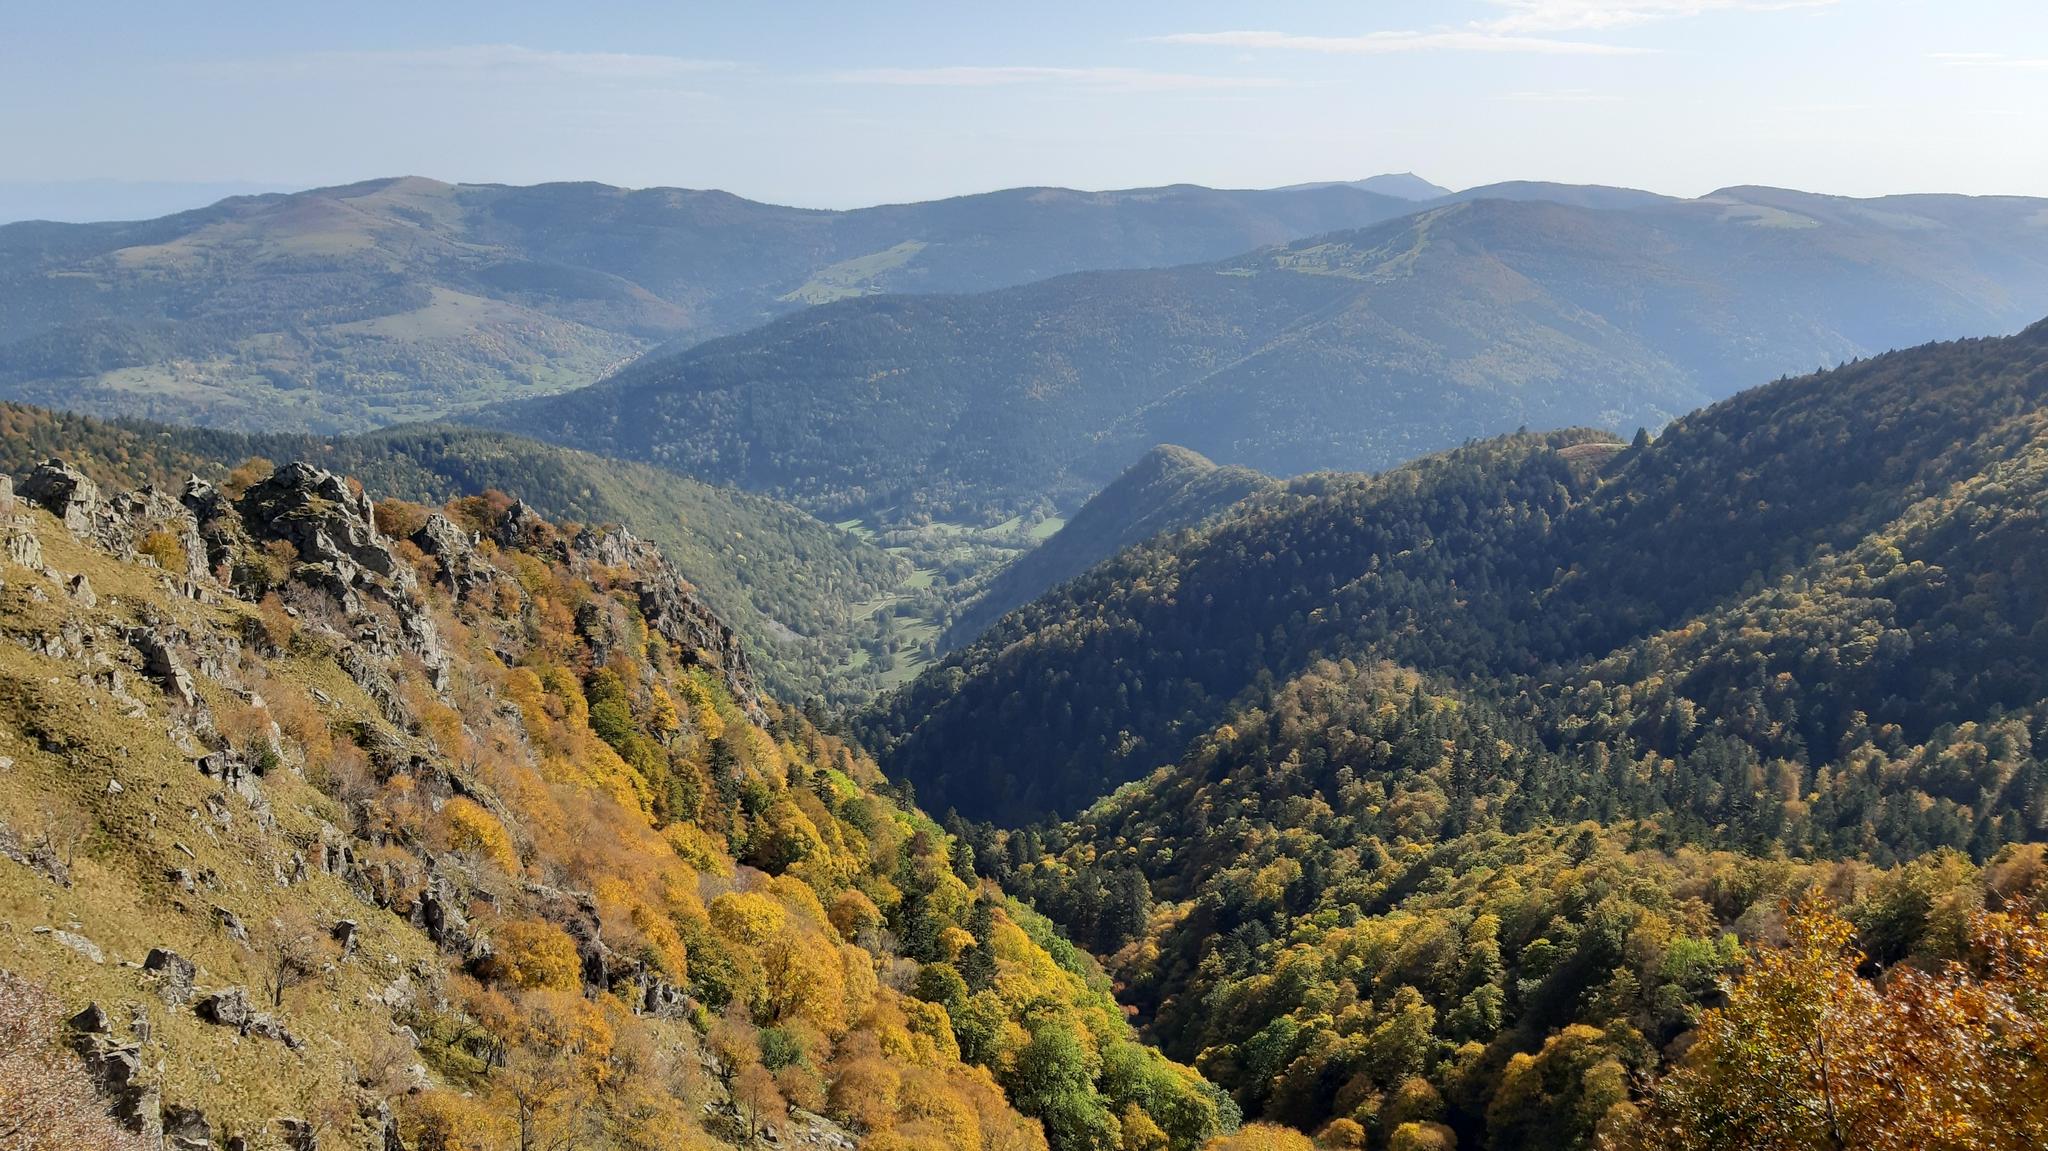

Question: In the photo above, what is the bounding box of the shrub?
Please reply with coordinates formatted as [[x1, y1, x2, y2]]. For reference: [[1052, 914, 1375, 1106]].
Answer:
[[485, 919, 583, 991]]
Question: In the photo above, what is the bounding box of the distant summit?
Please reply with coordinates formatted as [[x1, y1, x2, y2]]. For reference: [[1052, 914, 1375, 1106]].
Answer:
[[1279, 171, 1453, 200], [1352, 172, 1453, 200]]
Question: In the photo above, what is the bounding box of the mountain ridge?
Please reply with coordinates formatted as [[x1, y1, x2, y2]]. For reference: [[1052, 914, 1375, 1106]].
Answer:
[[474, 189, 2048, 519], [0, 176, 1422, 432]]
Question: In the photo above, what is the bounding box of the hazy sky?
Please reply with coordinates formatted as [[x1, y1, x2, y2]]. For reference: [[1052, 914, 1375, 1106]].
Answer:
[[5, 1, 2045, 211]]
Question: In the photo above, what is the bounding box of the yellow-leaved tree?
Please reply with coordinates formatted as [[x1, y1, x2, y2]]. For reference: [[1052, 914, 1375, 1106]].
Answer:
[[1620, 893, 2048, 1151]]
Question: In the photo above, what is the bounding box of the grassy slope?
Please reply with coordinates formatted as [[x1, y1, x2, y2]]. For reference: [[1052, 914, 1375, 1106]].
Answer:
[[0, 485, 1227, 1151]]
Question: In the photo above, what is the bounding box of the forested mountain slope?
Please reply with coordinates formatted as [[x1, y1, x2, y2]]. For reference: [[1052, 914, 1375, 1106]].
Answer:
[[943, 445, 1275, 647], [961, 660, 2048, 1149], [899, 318, 2048, 1150], [0, 455, 1229, 1151], [0, 177, 1419, 432], [480, 190, 2048, 518], [0, 404, 912, 704], [868, 318, 2048, 830]]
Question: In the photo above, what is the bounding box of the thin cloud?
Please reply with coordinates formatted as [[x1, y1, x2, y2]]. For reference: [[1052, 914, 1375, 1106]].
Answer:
[[1149, 29, 1647, 56], [1483, 0, 1837, 34], [236, 44, 740, 81], [829, 66, 1285, 91], [1153, 1, 1833, 57]]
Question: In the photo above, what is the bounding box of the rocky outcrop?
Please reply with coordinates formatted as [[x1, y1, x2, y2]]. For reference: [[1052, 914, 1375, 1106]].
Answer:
[[228, 462, 451, 690], [20, 459, 211, 582], [163, 1104, 213, 1151], [105, 483, 210, 581], [130, 626, 199, 709], [567, 521, 761, 716], [195, 986, 304, 1049], [67, 1002, 164, 1145], [19, 458, 103, 532], [409, 512, 499, 602]]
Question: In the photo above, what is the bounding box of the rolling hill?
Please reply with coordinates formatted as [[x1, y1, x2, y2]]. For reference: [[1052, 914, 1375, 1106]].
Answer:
[[0, 177, 1422, 432], [477, 189, 2048, 519]]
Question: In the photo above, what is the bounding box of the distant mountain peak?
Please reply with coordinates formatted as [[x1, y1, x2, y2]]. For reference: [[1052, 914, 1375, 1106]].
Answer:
[[1275, 173, 1452, 200], [1353, 172, 1453, 200]]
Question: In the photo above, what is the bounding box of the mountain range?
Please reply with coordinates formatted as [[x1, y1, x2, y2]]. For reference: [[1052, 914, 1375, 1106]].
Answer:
[[476, 187, 2048, 518], [0, 176, 1429, 432], [865, 316, 2048, 1145]]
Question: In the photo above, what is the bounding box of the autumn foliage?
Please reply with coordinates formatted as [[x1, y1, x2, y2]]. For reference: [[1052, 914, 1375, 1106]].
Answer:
[[1623, 894, 2048, 1151]]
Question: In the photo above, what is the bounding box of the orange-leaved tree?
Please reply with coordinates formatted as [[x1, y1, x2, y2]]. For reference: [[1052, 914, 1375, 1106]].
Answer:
[[1622, 892, 2048, 1151]]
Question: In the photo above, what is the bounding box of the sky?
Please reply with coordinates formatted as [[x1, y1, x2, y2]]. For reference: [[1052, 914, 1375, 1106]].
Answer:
[[3, 0, 2045, 217]]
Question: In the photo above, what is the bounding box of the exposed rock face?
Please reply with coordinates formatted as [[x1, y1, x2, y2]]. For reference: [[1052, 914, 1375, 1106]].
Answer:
[[195, 986, 254, 1028], [194, 986, 303, 1047], [487, 500, 760, 712], [226, 462, 451, 690], [19, 460, 211, 581], [572, 520, 761, 715], [240, 462, 395, 576], [164, 1104, 213, 1151], [131, 626, 199, 708], [19, 458, 102, 531], [3, 526, 40, 568], [410, 512, 499, 601], [106, 484, 210, 581]]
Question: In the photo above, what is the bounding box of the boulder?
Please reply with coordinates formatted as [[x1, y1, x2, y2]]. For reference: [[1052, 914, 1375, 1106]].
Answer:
[[18, 458, 104, 532], [213, 905, 249, 942], [164, 1105, 212, 1151], [130, 628, 198, 709], [3, 527, 41, 569], [144, 947, 199, 1005], [38, 926, 104, 963], [195, 986, 253, 1029], [67, 1005, 163, 1143]]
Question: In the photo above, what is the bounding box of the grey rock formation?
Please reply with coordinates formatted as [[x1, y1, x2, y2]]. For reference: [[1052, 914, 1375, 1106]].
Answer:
[[410, 512, 499, 602], [195, 986, 254, 1028], [164, 1104, 212, 1151], [144, 946, 199, 1005], [67, 1003, 164, 1144], [19, 458, 103, 531], [131, 627, 198, 708]]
